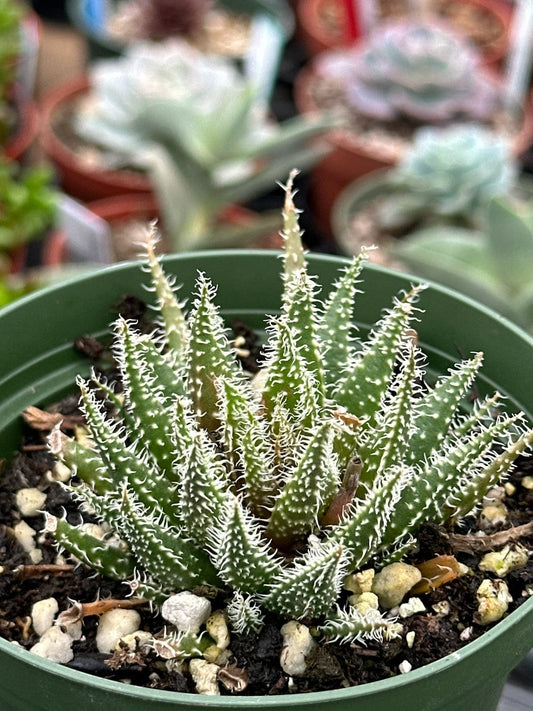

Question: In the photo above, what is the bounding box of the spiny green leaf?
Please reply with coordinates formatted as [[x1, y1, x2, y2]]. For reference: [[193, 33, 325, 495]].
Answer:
[[334, 285, 426, 424]]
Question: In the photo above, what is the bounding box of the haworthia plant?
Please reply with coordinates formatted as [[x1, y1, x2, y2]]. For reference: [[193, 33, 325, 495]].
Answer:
[[47, 174, 533, 643]]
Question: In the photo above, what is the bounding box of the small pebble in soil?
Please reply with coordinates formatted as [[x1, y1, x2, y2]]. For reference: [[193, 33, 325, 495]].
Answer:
[[161, 591, 212, 634], [280, 621, 315, 677], [475, 579, 513, 625], [189, 659, 220, 696], [31, 597, 59, 636], [96, 609, 141, 654], [479, 545, 529, 577], [344, 568, 375, 594], [371, 562, 422, 609], [16, 488, 47, 517], [30, 626, 74, 664]]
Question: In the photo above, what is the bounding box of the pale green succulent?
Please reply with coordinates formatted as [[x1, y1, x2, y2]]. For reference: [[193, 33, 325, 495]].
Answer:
[[317, 19, 498, 125], [76, 40, 331, 250], [47, 176, 533, 643], [373, 124, 517, 233], [392, 195, 533, 333]]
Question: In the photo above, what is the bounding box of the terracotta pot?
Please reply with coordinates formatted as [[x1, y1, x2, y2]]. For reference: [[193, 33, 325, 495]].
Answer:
[[4, 98, 40, 162], [39, 76, 153, 201], [296, 0, 512, 68], [294, 63, 533, 238]]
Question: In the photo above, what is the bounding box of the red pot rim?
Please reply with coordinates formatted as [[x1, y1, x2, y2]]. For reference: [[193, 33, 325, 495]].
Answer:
[[4, 98, 40, 161], [38, 76, 152, 194]]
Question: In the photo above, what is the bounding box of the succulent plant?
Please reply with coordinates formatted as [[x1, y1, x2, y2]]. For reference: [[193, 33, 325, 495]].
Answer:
[[392, 195, 533, 333], [134, 0, 213, 40], [0, 156, 58, 308], [45, 174, 533, 644], [76, 40, 330, 250], [373, 123, 517, 232], [317, 19, 499, 125], [0, 156, 57, 251]]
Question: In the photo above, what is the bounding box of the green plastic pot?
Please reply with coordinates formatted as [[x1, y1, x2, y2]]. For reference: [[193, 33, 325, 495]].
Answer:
[[0, 251, 531, 711]]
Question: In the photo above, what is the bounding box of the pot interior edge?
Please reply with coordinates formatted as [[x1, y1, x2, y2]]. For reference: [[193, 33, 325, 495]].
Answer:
[[0, 250, 532, 459]]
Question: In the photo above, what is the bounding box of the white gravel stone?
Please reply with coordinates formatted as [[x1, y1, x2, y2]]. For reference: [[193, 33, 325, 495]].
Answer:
[[399, 659, 412, 674], [406, 631, 416, 648], [189, 659, 220, 695], [280, 621, 315, 677], [30, 626, 74, 663], [161, 592, 212, 634], [96, 608, 141, 653], [372, 562, 422, 609], [31, 598, 59, 636], [479, 503, 508, 528], [205, 610, 230, 650], [348, 592, 379, 614], [344, 568, 374, 594], [29, 548, 43, 564], [12, 520, 37, 553], [521, 475, 533, 490], [16, 488, 47, 517], [476, 579, 513, 625], [398, 597, 426, 619], [479, 545, 529, 577]]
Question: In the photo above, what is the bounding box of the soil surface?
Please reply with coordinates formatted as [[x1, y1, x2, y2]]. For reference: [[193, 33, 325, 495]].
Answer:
[[0, 303, 531, 696]]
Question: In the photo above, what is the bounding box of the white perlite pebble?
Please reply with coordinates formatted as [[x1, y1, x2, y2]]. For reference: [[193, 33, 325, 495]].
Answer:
[[521, 475, 533, 490], [96, 609, 141, 653], [398, 597, 426, 619], [280, 621, 315, 677], [161, 592, 211, 634], [348, 592, 379, 615], [476, 579, 513, 626], [399, 660, 412, 674], [479, 503, 508, 528], [30, 626, 74, 663], [29, 548, 43, 565], [13, 520, 37, 553], [16, 488, 47, 517], [479, 545, 529, 577], [372, 563, 422, 609], [344, 569, 375, 594], [31, 598, 59, 637], [406, 631, 416, 649], [189, 659, 220, 695], [205, 610, 230, 651]]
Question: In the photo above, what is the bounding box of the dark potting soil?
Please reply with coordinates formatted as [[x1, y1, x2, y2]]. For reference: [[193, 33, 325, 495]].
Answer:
[[0, 304, 532, 697]]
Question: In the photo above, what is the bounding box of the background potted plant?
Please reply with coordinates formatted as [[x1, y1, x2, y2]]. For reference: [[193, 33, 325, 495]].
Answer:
[[295, 0, 512, 68], [391, 195, 533, 334], [66, 0, 295, 62], [293, 18, 533, 237], [0, 181, 531, 710], [1, 0, 40, 162], [0, 153, 58, 307], [39, 39, 332, 251], [331, 123, 525, 261]]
